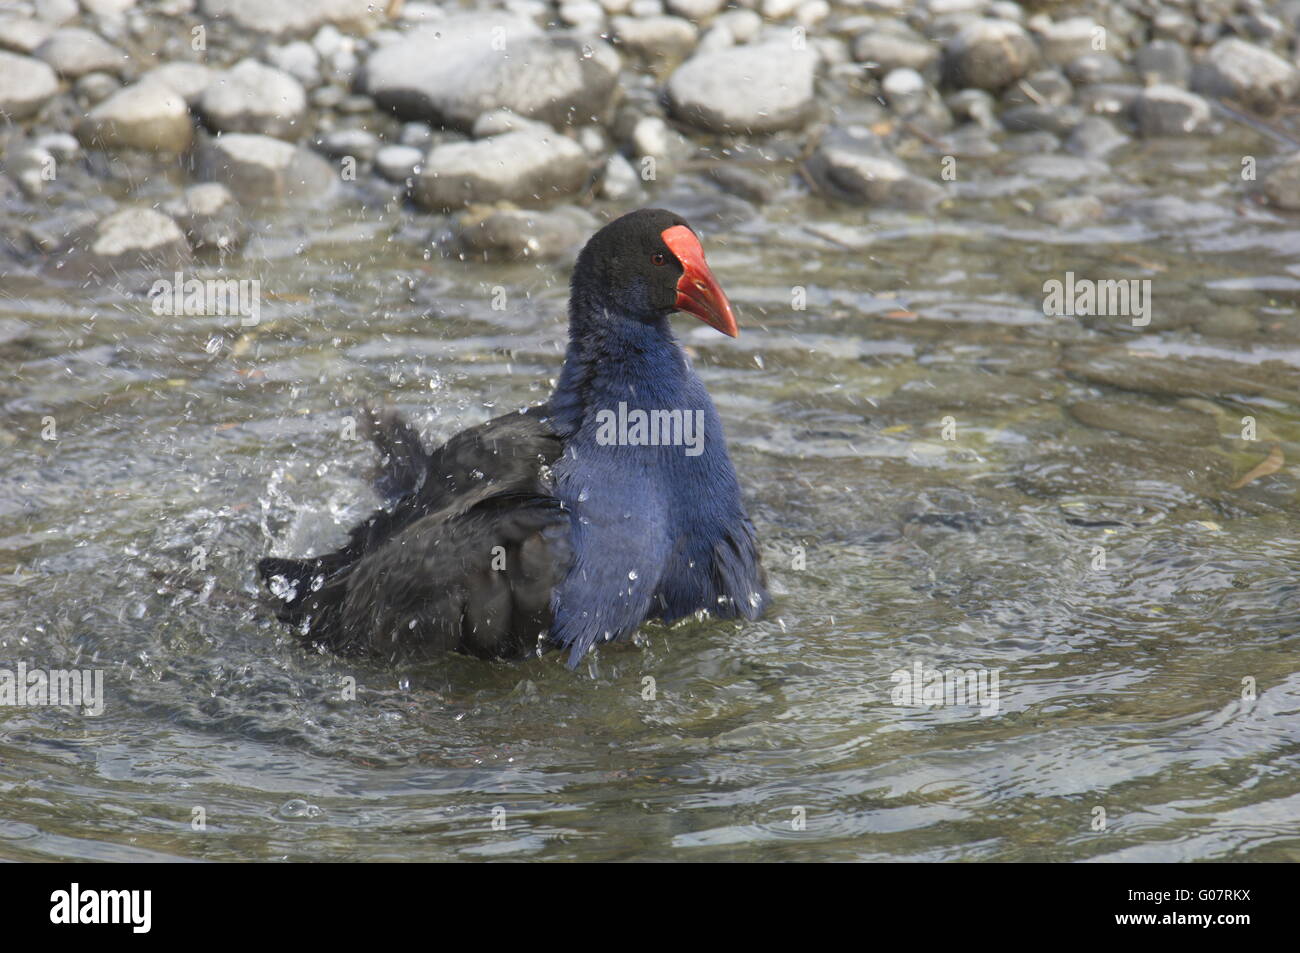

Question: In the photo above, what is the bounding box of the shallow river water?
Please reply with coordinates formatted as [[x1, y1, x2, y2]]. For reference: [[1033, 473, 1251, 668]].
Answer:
[[2, 123, 1300, 861]]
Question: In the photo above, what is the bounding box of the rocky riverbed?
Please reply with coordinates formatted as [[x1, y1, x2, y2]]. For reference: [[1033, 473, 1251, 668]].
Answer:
[[2, 0, 1300, 862]]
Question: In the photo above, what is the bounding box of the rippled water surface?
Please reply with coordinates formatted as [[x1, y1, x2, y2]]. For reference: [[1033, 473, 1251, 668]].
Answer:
[[3, 129, 1300, 862]]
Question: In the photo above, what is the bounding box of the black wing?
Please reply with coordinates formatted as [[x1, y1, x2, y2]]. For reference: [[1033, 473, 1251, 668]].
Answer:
[[258, 407, 572, 661]]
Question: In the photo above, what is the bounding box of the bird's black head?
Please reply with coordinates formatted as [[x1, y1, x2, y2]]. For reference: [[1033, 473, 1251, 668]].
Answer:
[[569, 208, 738, 337]]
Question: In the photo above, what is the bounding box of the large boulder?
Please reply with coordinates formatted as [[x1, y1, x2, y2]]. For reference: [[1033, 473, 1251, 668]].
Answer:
[[198, 0, 383, 37], [363, 15, 621, 131]]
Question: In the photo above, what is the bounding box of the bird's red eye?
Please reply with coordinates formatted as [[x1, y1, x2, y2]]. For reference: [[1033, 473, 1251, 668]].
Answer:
[[651, 253, 666, 266]]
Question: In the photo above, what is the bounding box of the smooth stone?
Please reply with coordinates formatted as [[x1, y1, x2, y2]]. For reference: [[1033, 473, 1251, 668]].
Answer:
[[77, 81, 192, 153], [716, 8, 761, 42], [452, 206, 599, 261], [807, 134, 945, 210], [943, 18, 1036, 91], [1001, 103, 1083, 135], [1031, 16, 1101, 66], [1135, 40, 1190, 87], [1064, 53, 1126, 85], [667, 42, 817, 133], [1036, 194, 1105, 228], [198, 132, 337, 203], [316, 128, 379, 162], [198, 0, 383, 37], [140, 62, 214, 105], [666, 0, 724, 19], [1063, 347, 1300, 402], [1001, 69, 1072, 108], [1009, 154, 1108, 179], [80, 206, 191, 273], [612, 15, 698, 62], [0, 16, 55, 54], [1259, 152, 1300, 211], [1077, 82, 1142, 117], [35, 27, 125, 77], [0, 50, 59, 119], [363, 15, 620, 132], [1064, 116, 1129, 158], [374, 143, 424, 182], [266, 41, 321, 88], [1134, 84, 1212, 137], [74, 71, 121, 105], [472, 107, 556, 139], [851, 28, 938, 75], [598, 152, 643, 200], [198, 59, 307, 139], [413, 129, 591, 211], [1191, 37, 1299, 115], [706, 163, 778, 204], [163, 182, 248, 252]]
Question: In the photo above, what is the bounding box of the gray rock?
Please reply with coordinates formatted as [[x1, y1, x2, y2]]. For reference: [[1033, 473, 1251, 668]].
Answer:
[[599, 152, 643, 200], [666, 0, 725, 19], [946, 88, 998, 128], [1134, 84, 1212, 137], [706, 163, 778, 204], [198, 132, 337, 203], [374, 144, 424, 182], [35, 27, 125, 78], [199, 59, 307, 139], [77, 81, 192, 153], [1135, 40, 1189, 87], [1152, 8, 1197, 45], [716, 8, 761, 42], [1077, 82, 1142, 117], [1191, 37, 1299, 115], [1064, 53, 1125, 86], [851, 27, 938, 76], [0, 50, 59, 119], [1260, 152, 1300, 211], [943, 19, 1036, 91], [1032, 16, 1102, 66], [667, 42, 817, 133], [140, 62, 214, 106], [73, 206, 191, 275], [559, 1, 605, 28], [807, 132, 945, 209], [1036, 194, 1104, 228], [452, 205, 599, 261], [364, 15, 621, 132], [1064, 116, 1128, 158], [164, 182, 248, 252], [471, 108, 554, 139], [198, 0, 383, 37], [316, 128, 379, 162], [0, 16, 55, 54], [413, 129, 592, 211], [74, 71, 119, 105], [612, 15, 698, 62], [35, 131, 80, 160], [266, 41, 321, 88], [1001, 104, 1083, 135], [1001, 69, 1072, 107], [34, 0, 79, 25]]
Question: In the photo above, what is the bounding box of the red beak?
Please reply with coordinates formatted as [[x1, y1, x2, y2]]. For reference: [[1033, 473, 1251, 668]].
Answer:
[[661, 225, 738, 338]]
